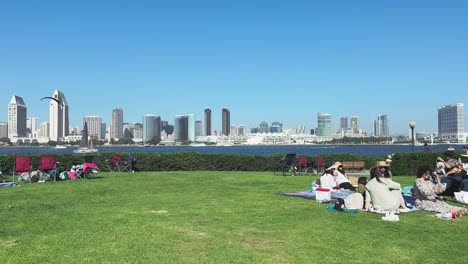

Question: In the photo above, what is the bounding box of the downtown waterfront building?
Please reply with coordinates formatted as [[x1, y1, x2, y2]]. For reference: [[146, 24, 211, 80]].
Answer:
[[174, 115, 189, 142], [222, 108, 230, 136], [351, 116, 360, 134], [374, 115, 389, 137], [143, 114, 161, 143], [8, 95, 27, 139], [204, 107, 211, 136], [112, 107, 124, 140], [340, 116, 348, 131], [0, 122, 8, 138], [83, 116, 103, 139], [438, 103, 465, 142], [316, 113, 332, 137], [49, 90, 69, 142]]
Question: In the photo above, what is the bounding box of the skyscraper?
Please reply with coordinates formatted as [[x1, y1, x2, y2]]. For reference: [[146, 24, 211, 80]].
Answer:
[[195, 120, 203, 137], [259, 121, 269, 133], [27, 117, 39, 138], [438, 103, 464, 142], [112, 107, 124, 139], [0, 122, 8, 138], [204, 107, 211, 136], [270, 122, 283, 133], [222, 107, 230, 136], [340, 116, 348, 131], [374, 115, 389, 137], [49, 89, 69, 142], [316, 113, 332, 136], [83, 116, 103, 139], [351, 116, 360, 134], [174, 115, 189, 142], [8, 95, 27, 139], [143, 114, 161, 143]]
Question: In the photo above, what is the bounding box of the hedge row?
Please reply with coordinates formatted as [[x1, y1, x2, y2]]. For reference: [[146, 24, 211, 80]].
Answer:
[[0, 151, 465, 176]]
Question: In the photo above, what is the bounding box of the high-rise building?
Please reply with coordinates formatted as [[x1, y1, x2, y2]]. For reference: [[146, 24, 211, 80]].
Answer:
[[259, 121, 269, 133], [161, 120, 174, 135], [112, 107, 124, 139], [222, 107, 230, 136], [296, 125, 305, 134], [39, 122, 50, 138], [187, 114, 195, 142], [143, 115, 161, 143], [204, 107, 212, 136], [340, 116, 348, 131], [0, 122, 8, 138], [26, 117, 39, 138], [270, 122, 283, 133], [100, 123, 106, 140], [316, 113, 332, 136], [8, 95, 27, 139], [351, 116, 360, 134], [174, 115, 189, 142], [374, 115, 389, 137], [438, 103, 464, 142], [48, 90, 69, 142], [83, 116, 103, 139], [195, 120, 203, 137]]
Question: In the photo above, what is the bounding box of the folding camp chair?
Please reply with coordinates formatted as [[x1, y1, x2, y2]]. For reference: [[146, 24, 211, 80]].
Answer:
[[107, 155, 131, 172], [298, 155, 310, 176], [39, 156, 58, 181], [317, 156, 325, 174], [275, 153, 297, 176], [13, 156, 33, 183]]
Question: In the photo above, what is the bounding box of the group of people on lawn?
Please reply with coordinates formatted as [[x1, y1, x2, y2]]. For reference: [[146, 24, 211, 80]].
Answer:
[[316, 156, 467, 217]]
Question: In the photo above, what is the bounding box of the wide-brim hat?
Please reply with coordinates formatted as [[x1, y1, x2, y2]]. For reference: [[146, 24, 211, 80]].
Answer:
[[376, 161, 389, 167], [437, 157, 445, 162], [326, 164, 338, 171], [334, 162, 343, 167]]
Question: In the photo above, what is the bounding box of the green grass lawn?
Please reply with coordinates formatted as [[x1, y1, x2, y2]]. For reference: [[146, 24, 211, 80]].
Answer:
[[1, 172, 467, 263]]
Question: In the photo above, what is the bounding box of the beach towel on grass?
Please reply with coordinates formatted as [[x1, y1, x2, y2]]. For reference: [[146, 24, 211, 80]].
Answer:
[[0, 182, 17, 187], [278, 190, 354, 203], [327, 204, 359, 213]]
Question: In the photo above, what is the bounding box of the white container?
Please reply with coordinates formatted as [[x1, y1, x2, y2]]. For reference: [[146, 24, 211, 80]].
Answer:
[[315, 188, 331, 202]]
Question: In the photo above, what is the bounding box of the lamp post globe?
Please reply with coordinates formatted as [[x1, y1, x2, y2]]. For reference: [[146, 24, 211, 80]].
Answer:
[[409, 121, 416, 153]]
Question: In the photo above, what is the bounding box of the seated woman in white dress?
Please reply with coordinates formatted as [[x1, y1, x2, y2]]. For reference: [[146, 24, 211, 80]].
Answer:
[[319, 164, 338, 189], [414, 166, 466, 216], [364, 162, 410, 212], [334, 162, 356, 191]]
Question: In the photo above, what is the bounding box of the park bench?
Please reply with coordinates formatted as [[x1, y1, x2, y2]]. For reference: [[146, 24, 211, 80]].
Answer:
[[342, 161, 366, 172]]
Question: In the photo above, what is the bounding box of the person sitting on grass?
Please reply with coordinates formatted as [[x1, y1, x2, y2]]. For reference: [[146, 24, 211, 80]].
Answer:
[[364, 163, 410, 213], [319, 164, 338, 189], [334, 162, 356, 191], [413, 166, 467, 217], [441, 162, 465, 196]]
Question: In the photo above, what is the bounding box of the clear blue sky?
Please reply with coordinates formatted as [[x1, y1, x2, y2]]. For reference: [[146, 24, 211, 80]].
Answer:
[[1, 0, 467, 135]]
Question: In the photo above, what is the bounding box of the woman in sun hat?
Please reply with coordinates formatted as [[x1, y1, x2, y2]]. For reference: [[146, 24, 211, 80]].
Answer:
[[334, 161, 356, 191], [319, 164, 338, 189], [364, 162, 410, 212]]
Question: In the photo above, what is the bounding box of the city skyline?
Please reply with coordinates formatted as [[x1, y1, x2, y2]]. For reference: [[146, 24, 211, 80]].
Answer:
[[1, 1, 468, 134]]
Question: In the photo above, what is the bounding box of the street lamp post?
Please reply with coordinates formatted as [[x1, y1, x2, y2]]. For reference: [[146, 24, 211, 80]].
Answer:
[[409, 120, 416, 153]]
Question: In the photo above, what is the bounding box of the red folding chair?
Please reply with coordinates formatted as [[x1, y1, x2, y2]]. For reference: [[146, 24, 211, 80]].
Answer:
[[13, 156, 33, 183], [105, 155, 130, 172], [317, 156, 325, 174], [39, 156, 58, 181], [298, 155, 309, 176]]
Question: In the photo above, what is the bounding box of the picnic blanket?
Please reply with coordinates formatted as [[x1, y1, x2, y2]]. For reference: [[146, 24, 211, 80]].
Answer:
[[0, 182, 17, 187], [280, 190, 420, 213], [279, 190, 354, 203]]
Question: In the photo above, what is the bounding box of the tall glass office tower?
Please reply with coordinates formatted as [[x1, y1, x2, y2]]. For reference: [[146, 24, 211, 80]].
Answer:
[[316, 113, 332, 136], [351, 116, 360, 134], [143, 114, 161, 143], [222, 108, 230, 136], [374, 115, 389, 137], [204, 107, 211, 136], [112, 107, 124, 139], [438, 103, 464, 142], [83, 116, 103, 139]]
